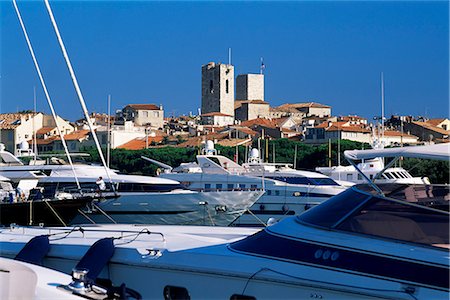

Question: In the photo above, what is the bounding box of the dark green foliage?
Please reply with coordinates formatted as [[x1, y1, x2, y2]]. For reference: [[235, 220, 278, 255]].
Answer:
[[401, 158, 449, 184]]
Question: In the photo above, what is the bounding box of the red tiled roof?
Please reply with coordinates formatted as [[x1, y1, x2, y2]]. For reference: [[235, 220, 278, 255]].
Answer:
[[36, 127, 55, 135], [272, 117, 294, 127], [216, 138, 252, 147], [326, 125, 370, 133], [29, 137, 57, 145], [278, 102, 331, 109], [56, 130, 90, 141], [221, 126, 258, 136], [117, 136, 164, 150], [0, 113, 39, 129], [125, 104, 160, 111], [315, 122, 329, 129], [376, 130, 418, 138], [241, 118, 275, 128], [201, 112, 233, 117], [426, 118, 446, 126], [176, 137, 205, 148], [413, 121, 450, 135]]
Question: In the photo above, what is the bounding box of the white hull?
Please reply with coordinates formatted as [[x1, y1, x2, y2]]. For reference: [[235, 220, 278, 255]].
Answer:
[[0, 223, 446, 300], [161, 172, 345, 226], [72, 190, 263, 226]]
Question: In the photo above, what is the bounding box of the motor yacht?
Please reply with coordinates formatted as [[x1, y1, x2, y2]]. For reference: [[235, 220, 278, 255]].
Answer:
[[316, 156, 430, 186], [0, 144, 263, 226], [159, 141, 347, 226], [0, 179, 448, 299]]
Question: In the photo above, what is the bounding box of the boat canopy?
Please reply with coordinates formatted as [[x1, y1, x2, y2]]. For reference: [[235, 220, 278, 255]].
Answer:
[[298, 186, 449, 248], [345, 143, 450, 161]]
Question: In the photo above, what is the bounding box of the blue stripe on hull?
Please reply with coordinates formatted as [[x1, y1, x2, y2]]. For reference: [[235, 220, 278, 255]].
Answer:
[[230, 231, 449, 290]]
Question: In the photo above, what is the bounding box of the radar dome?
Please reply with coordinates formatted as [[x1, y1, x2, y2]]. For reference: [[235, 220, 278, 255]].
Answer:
[[205, 140, 215, 151], [18, 141, 29, 150], [250, 148, 260, 159]]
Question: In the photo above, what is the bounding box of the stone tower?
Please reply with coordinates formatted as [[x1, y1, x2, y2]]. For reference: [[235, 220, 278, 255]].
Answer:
[[201, 62, 235, 117], [236, 74, 264, 101]]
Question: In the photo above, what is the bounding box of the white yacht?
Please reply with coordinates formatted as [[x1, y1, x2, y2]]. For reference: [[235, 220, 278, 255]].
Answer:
[[0, 257, 84, 300], [159, 141, 347, 226], [0, 179, 447, 299], [316, 149, 430, 186], [0, 144, 263, 226]]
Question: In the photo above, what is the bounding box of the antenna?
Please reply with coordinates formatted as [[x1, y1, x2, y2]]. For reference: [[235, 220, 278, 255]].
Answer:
[[228, 48, 232, 65], [260, 57, 265, 74]]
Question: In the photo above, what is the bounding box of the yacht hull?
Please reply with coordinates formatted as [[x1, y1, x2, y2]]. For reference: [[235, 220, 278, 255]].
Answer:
[[71, 190, 263, 226], [0, 224, 446, 300], [0, 197, 93, 226]]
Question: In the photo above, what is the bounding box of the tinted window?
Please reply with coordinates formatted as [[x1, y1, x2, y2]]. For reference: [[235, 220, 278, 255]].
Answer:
[[337, 198, 449, 246], [267, 176, 339, 186], [298, 188, 369, 228]]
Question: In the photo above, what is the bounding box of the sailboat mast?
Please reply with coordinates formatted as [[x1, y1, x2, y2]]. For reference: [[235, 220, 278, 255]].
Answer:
[[44, 0, 115, 191], [107, 95, 111, 168], [33, 86, 37, 160], [13, 0, 81, 191], [381, 72, 385, 144]]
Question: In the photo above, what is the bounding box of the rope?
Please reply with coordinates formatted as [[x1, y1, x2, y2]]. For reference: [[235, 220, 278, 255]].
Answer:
[[91, 202, 117, 224], [44, 200, 67, 226]]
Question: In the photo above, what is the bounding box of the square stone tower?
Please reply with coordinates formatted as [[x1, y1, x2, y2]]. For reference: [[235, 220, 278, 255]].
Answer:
[[236, 74, 264, 101], [201, 62, 235, 117]]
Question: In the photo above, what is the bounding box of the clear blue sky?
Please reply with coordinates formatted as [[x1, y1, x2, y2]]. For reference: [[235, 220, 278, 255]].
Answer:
[[1, 1, 448, 121]]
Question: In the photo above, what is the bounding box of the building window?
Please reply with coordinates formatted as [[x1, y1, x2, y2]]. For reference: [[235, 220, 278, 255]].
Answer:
[[143, 111, 148, 117], [226, 79, 229, 94], [209, 80, 214, 93], [227, 184, 234, 190], [216, 183, 223, 190], [154, 111, 159, 117]]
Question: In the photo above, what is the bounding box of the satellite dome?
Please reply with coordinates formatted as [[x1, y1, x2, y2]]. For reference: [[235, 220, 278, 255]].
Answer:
[[250, 148, 260, 159], [205, 140, 215, 151], [18, 141, 29, 150]]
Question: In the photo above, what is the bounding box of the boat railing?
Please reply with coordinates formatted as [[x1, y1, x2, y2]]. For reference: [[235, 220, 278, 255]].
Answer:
[[7, 224, 166, 243]]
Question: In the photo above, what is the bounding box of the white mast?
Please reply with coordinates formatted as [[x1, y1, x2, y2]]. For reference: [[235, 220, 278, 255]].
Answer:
[[107, 95, 111, 168], [44, 0, 114, 190], [228, 48, 232, 65], [381, 72, 385, 146], [33, 86, 37, 160], [13, 0, 81, 191]]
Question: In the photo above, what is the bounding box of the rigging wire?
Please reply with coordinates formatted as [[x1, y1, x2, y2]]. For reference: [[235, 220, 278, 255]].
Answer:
[[12, 0, 82, 192]]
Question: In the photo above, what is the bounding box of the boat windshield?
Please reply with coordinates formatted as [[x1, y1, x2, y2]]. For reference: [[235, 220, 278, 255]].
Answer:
[[298, 186, 449, 248]]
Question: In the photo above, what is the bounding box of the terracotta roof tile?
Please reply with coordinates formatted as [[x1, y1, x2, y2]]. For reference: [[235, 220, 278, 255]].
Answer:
[[201, 112, 233, 117], [126, 104, 160, 111], [240, 118, 275, 128], [0, 113, 38, 129], [412, 121, 450, 135], [36, 127, 56, 135], [426, 118, 446, 126], [55, 130, 90, 141], [117, 136, 164, 150]]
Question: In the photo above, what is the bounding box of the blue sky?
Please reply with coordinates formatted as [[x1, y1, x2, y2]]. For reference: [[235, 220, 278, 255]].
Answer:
[[1, 1, 448, 121]]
